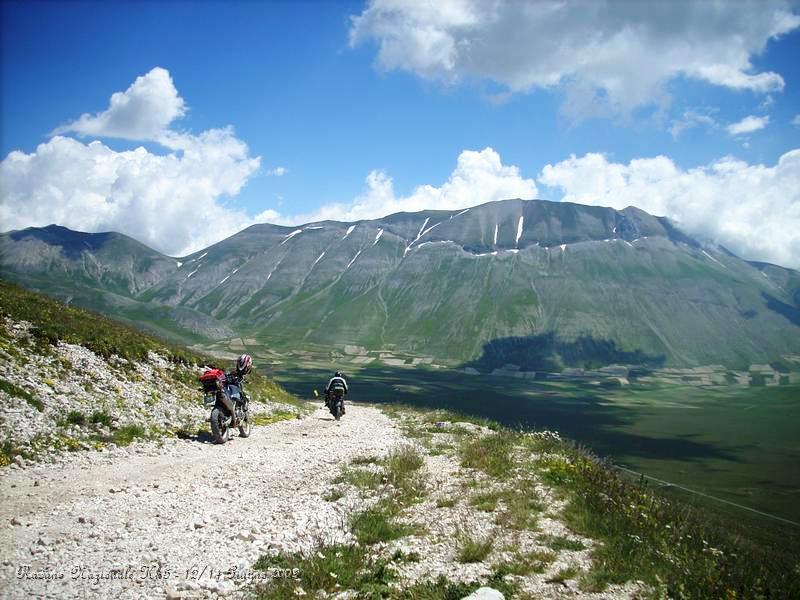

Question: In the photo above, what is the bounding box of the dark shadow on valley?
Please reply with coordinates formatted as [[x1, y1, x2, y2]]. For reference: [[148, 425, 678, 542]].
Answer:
[[272, 362, 740, 465], [464, 333, 666, 372]]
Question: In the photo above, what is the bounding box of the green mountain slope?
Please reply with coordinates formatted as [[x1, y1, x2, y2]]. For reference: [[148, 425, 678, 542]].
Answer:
[[0, 225, 234, 344], [3, 200, 800, 368]]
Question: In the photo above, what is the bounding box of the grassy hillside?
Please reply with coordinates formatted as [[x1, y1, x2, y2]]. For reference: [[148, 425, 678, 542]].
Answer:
[[0, 280, 299, 465], [252, 407, 800, 599]]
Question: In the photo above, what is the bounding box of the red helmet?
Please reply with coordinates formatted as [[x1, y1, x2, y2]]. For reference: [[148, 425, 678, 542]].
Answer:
[[237, 354, 252, 375]]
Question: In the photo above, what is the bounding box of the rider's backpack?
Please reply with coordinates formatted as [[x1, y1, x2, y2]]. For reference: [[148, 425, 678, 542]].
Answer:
[[199, 368, 226, 392]]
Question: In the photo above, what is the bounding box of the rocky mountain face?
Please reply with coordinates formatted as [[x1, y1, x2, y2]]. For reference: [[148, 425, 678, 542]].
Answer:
[[3, 199, 800, 368]]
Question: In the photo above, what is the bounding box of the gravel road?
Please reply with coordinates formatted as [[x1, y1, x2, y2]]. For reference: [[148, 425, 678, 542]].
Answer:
[[1, 404, 403, 599]]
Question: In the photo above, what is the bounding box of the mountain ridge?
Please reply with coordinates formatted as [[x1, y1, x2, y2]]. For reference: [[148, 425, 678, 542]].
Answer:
[[3, 198, 800, 369]]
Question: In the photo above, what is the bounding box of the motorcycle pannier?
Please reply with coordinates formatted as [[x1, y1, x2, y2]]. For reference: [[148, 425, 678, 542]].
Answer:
[[199, 368, 226, 392]]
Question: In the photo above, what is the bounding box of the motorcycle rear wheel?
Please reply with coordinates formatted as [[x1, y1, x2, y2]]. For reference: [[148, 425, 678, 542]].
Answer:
[[210, 407, 229, 444]]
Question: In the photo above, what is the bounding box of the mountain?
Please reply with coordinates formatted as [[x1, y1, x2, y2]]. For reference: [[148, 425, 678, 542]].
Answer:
[[0, 225, 234, 343], [3, 200, 800, 369]]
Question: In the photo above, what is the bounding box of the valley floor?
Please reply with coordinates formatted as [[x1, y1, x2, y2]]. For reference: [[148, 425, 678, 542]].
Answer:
[[1, 405, 643, 599]]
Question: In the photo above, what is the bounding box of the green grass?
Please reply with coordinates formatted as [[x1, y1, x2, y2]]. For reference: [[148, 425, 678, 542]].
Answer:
[[351, 500, 416, 545], [529, 439, 800, 598], [495, 549, 556, 575], [253, 543, 394, 599], [436, 496, 457, 508], [493, 480, 544, 530], [333, 466, 384, 490], [63, 410, 87, 426], [383, 576, 480, 599], [458, 431, 519, 479], [539, 534, 586, 551], [547, 566, 580, 584], [0, 377, 42, 411], [112, 424, 147, 446], [383, 445, 427, 503], [251, 411, 297, 427], [470, 489, 501, 512], [456, 530, 495, 563], [90, 411, 113, 427], [351, 454, 380, 465], [252, 544, 511, 600], [342, 446, 427, 544]]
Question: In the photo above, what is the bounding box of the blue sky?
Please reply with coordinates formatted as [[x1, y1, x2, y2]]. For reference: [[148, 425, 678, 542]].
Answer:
[[2, 1, 800, 267]]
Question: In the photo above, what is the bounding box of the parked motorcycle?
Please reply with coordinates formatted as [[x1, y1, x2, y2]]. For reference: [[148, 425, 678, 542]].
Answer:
[[199, 368, 252, 443]]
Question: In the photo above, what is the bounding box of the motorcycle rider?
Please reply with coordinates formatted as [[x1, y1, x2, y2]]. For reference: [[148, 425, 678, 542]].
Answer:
[[225, 354, 252, 426], [325, 371, 348, 413]]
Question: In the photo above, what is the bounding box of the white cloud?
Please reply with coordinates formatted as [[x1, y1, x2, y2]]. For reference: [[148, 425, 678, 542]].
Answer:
[[53, 67, 186, 141], [1, 69, 261, 256], [0, 133, 260, 257], [267, 166, 288, 176], [267, 147, 537, 225], [539, 150, 800, 269], [669, 110, 717, 139], [350, 0, 800, 118], [727, 115, 770, 136], [792, 114, 800, 126]]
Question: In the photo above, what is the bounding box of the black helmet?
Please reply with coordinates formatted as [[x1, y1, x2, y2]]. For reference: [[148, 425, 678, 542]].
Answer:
[[334, 371, 342, 378]]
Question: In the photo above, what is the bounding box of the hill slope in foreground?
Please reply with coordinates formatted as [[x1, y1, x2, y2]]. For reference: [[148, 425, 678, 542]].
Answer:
[[1, 284, 798, 599], [3, 199, 800, 369]]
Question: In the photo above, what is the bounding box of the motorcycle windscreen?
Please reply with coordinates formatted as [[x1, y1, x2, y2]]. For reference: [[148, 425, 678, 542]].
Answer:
[[226, 384, 241, 401]]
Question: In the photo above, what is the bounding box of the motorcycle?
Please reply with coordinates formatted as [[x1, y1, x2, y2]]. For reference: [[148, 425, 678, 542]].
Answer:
[[199, 369, 252, 443], [327, 388, 345, 421]]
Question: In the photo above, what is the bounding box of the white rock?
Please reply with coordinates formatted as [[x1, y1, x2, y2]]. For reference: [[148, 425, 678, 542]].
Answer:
[[461, 587, 505, 600]]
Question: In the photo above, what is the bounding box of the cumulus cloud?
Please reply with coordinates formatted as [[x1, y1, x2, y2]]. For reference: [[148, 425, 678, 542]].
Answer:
[[267, 166, 288, 176], [267, 147, 537, 225], [727, 115, 770, 136], [350, 0, 800, 118], [0, 133, 260, 257], [53, 67, 186, 141], [1, 68, 261, 256], [539, 150, 800, 268]]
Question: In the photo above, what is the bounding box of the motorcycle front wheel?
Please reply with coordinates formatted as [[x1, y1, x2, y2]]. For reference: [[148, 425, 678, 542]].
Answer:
[[210, 407, 229, 444], [238, 406, 252, 438]]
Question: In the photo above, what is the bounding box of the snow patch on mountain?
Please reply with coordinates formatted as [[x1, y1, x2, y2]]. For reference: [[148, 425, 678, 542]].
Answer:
[[281, 230, 303, 245], [346, 250, 362, 270], [218, 266, 240, 286]]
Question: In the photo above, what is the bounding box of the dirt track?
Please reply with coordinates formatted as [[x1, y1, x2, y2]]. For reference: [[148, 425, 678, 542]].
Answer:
[[1, 405, 403, 599]]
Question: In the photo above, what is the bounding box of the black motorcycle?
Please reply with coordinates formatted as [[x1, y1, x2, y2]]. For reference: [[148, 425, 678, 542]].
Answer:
[[327, 388, 345, 421], [200, 369, 252, 443]]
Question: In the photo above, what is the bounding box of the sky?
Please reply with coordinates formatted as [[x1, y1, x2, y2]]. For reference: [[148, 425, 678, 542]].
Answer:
[[1, 0, 800, 268]]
